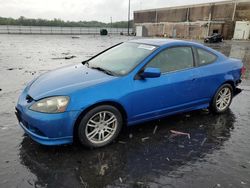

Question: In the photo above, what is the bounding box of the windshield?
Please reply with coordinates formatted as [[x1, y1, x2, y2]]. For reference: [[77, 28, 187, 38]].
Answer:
[[87, 42, 157, 76]]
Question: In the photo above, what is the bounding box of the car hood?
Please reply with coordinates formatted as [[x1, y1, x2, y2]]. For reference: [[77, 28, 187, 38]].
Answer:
[[27, 64, 116, 100]]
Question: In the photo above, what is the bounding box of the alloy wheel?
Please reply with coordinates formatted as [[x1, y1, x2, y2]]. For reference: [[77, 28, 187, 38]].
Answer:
[[216, 87, 232, 111], [85, 111, 118, 144]]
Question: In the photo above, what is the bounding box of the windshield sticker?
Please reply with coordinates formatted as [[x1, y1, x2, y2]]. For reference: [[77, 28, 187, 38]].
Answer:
[[138, 44, 156, 51]]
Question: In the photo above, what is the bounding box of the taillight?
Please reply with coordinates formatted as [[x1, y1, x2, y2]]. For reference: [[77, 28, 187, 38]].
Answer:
[[241, 66, 246, 79]]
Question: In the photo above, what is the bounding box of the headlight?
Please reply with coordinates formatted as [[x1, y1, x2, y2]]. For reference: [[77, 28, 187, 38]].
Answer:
[[29, 96, 69, 113]]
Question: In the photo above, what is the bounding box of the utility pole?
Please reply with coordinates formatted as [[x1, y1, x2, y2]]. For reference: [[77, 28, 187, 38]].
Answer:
[[128, 0, 130, 35], [110, 16, 112, 33], [232, 0, 237, 21]]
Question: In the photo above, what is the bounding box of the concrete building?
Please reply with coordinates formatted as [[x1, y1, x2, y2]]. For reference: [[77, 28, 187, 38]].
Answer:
[[134, 0, 250, 39]]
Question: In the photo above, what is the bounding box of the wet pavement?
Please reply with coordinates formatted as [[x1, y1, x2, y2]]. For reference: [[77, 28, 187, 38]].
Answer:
[[0, 35, 250, 188]]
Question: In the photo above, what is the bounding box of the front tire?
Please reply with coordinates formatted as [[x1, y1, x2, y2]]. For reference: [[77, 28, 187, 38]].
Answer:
[[77, 105, 123, 148], [210, 84, 233, 114]]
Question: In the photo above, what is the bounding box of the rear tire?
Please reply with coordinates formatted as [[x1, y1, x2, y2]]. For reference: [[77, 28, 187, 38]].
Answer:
[[210, 84, 233, 114], [77, 105, 123, 148]]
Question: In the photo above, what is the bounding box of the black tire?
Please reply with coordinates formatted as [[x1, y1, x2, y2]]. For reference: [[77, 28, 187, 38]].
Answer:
[[77, 105, 123, 148], [210, 84, 233, 114]]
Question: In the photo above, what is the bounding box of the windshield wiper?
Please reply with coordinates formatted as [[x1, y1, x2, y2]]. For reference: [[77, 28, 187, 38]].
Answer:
[[90, 66, 116, 76], [82, 60, 90, 67]]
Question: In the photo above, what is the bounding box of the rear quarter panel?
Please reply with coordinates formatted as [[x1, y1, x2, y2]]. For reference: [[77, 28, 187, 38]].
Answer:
[[196, 56, 243, 100]]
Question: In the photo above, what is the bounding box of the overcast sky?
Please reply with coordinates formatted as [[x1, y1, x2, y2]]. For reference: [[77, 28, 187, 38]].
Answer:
[[0, 0, 227, 23]]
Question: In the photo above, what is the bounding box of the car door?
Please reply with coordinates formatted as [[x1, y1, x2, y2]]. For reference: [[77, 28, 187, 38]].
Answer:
[[129, 46, 200, 123]]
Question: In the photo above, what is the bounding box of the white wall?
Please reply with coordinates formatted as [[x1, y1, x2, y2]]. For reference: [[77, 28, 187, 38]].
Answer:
[[233, 21, 250, 40]]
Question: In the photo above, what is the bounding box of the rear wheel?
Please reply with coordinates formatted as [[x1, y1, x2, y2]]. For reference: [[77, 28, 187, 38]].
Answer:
[[77, 105, 123, 148], [210, 84, 233, 114]]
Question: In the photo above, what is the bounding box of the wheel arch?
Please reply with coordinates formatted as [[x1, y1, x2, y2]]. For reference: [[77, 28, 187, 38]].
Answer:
[[211, 79, 235, 101], [73, 101, 128, 140], [223, 80, 235, 90]]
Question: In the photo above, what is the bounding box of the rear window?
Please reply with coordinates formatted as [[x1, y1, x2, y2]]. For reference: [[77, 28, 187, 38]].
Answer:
[[197, 48, 217, 65]]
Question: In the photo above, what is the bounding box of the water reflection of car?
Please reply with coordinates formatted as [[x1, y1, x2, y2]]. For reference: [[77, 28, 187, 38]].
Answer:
[[18, 110, 236, 187], [204, 33, 224, 43], [15, 39, 244, 148]]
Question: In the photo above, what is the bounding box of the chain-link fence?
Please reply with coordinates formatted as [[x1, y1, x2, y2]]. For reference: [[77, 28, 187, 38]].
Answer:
[[0, 25, 132, 35]]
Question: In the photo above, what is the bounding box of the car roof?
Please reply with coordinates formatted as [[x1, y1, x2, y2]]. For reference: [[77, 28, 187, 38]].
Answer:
[[128, 38, 206, 47], [128, 38, 227, 59]]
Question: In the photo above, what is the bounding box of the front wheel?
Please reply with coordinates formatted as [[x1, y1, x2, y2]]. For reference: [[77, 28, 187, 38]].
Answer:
[[77, 105, 123, 148], [210, 84, 233, 114]]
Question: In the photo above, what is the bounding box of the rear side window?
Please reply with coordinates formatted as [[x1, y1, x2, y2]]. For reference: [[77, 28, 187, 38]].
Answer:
[[197, 48, 217, 65], [146, 47, 194, 73]]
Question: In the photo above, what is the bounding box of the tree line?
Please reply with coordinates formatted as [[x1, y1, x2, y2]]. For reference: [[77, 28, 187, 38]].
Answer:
[[0, 16, 133, 28]]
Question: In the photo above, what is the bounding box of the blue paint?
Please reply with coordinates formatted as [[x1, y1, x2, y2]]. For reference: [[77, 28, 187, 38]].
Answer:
[[16, 39, 243, 145]]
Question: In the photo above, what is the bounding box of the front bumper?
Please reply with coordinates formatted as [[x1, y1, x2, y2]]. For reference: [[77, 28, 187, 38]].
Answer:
[[15, 88, 80, 145], [15, 107, 80, 145]]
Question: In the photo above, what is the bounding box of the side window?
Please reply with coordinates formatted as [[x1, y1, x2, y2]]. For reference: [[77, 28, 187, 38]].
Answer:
[[146, 47, 194, 73], [197, 48, 217, 65]]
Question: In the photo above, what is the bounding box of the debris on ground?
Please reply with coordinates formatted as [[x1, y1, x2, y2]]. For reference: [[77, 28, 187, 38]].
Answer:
[[118, 141, 126, 144], [153, 125, 158, 134], [129, 134, 133, 139], [185, 114, 191, 118], [79, 176, 87, 187], [240, 165, 247, 168], [241, 181, 246, 185], [25, 70, 36, 75], [200, 138, 207, 146], [119, 177, 123, 183], [72, 36, 80, 39], [166, 157, 170, 161], [65, 55, 76, 59], [170, 130, 191, 139], [141, 137, 150, 142], [6, 67, 23, 71], [99, 164, 108, 176], [52, 55, 76, 60]]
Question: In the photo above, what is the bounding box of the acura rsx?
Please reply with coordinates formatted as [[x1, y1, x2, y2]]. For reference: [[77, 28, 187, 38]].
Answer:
[[15, 39, 244, 148]]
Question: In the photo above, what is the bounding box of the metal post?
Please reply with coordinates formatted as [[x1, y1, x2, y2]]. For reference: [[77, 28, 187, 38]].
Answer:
[[110, 17, 112, 34], [128, 0, 130, 35], [155, 10, 158, 23], [207, 4, 213, 36], [232, 0, 237, 21], [186, 8, 190, 22]]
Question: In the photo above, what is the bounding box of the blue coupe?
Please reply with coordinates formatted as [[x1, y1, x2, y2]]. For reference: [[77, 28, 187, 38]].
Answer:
[[16, 39, 244, 147]]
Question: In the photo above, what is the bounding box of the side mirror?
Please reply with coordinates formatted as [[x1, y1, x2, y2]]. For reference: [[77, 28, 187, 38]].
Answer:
[[141, 67, 161, 78]]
